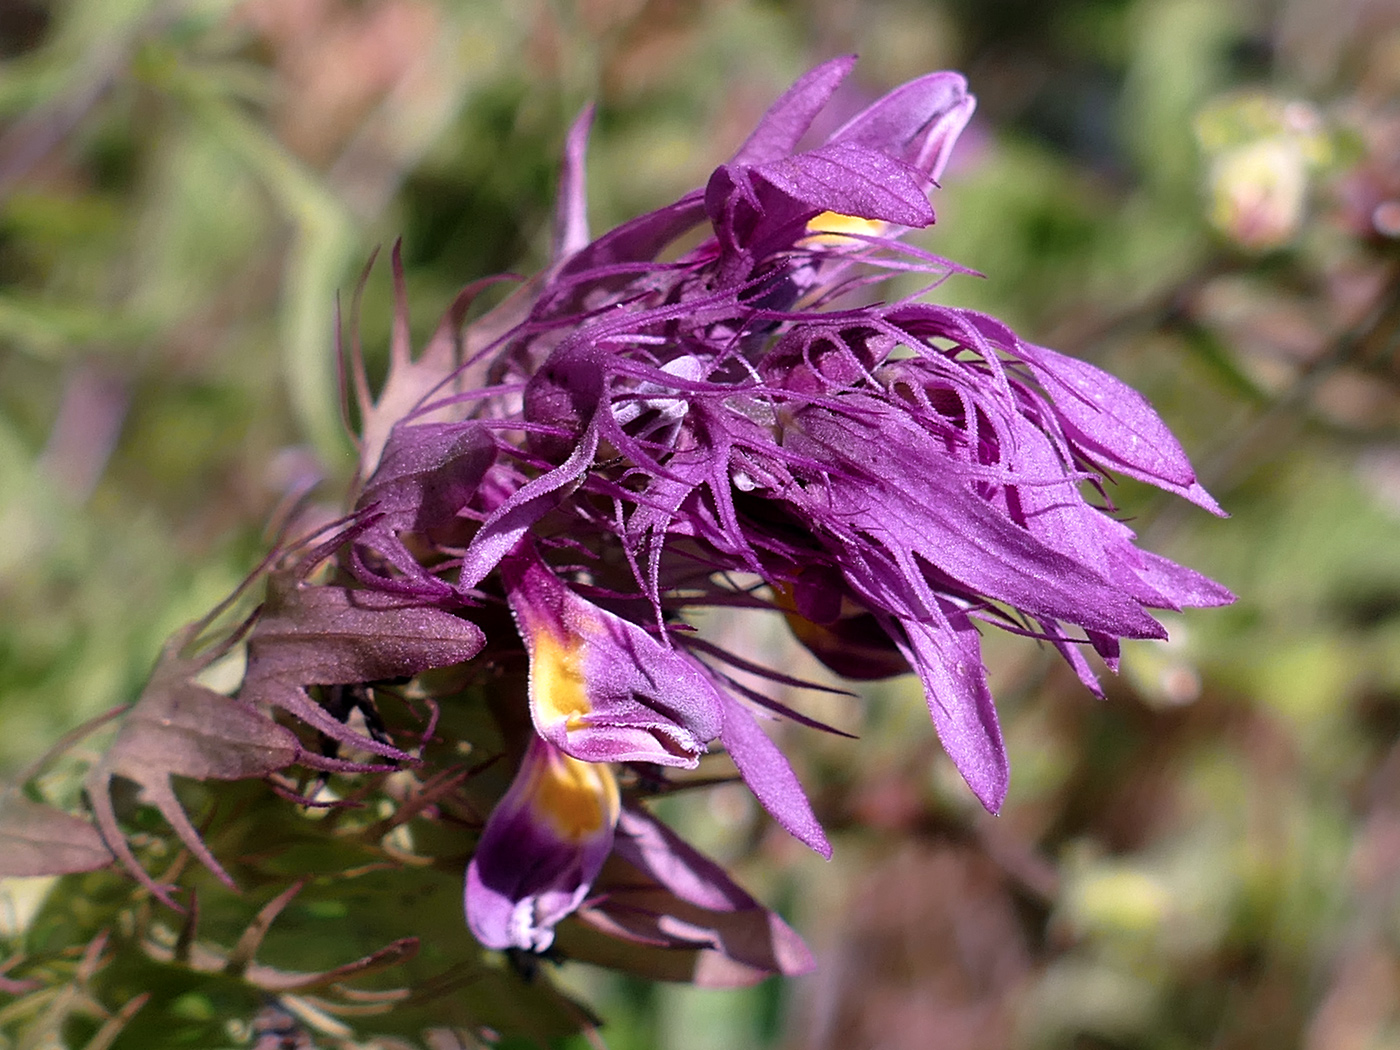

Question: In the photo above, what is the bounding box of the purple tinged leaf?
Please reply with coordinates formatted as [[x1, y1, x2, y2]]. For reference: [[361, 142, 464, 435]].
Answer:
[[351, 421, 495, 598], [612, 805, 756, 910], [1017, 339, 1226, 515], [729, 55, 857, 166], [751, 143, 936, 228], [1135, 550, 1236, 608], [241, 573, 485, 759], [0, 793, 113, 876], [780, 401, 1168, 639], [459, 365, 604, 588], [1047, 620, 1107, 697], [247, 574, 484, 687], [827, 70, 976, 182], [987, 402, 1181, 609], [553, 105, 595, 263], [357, 242, 453, 476], [717, 694, 831, 858], [356, 245, 530, 481], [557, 191, 709, 276], [244, 679, 410, 767], [570, 804, 815, 987], [357, 421, 495, 534], [708, 64, 972, 267], [889, 608, 1009, 813]]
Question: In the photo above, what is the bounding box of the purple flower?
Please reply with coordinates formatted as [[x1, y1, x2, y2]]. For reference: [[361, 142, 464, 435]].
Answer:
[[503, 540, 832, 856], [465, 734, 620, 953], [503, 542, 722, 767], [339, 55, 1232, 959]]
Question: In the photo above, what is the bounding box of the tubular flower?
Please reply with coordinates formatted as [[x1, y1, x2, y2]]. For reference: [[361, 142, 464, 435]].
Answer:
[[503, 543, 723, 767], [466, 735, 620, 952], [334, 55, 1232, 959]]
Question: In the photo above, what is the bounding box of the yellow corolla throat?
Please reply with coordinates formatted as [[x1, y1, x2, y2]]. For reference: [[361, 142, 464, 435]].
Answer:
[[526, 748, 621, 842], [771, 581, 839, 653], [530, 628, 592, 731], [802, 210, 890, 247]]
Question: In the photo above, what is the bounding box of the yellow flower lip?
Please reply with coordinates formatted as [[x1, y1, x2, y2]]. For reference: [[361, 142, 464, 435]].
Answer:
[[802, 210, 891, 247], [530, 627, 592, 732], [523, 744, 620, 842]]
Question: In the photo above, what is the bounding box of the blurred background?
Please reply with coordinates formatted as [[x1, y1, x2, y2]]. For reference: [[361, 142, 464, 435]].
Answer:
[[3, 0, 1400, 1047]]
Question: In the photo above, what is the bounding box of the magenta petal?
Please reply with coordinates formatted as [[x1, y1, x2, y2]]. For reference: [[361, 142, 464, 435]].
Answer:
[[1135, 550, 1236, 608], [717, 693, 831, 858], [558, 190, 708, 274], [751, 143, 936, 227], [352, 421, 495, 598], [358, 421, 495, 532], [730, 55, 857, 166], [565, 805, 814, 986], [605, 804, 816, 980], [779, 400, 1169, 640], [828, 70, 975, 181], [552, 104, 594, 263], [889, 607, 1008, 814], [465, 737, 619, 952], [1019, 339, 1226, 514], [1040, 619, 1106, 697], [458, 416, 602, 589]]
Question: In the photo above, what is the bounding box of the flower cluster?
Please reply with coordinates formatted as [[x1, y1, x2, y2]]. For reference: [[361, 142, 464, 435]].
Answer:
[[69, 56, 1223, 986], [305, 56, 1234, 964]]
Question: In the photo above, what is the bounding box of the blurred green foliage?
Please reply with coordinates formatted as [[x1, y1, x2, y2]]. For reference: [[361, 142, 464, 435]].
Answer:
[[4, 0, 1400, 1047]]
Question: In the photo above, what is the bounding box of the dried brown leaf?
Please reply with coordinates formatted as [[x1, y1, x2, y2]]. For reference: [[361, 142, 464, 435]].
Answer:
[[241, 573, 483, 760], [85, 623, 300, 906], [0, 792, 113, 877]]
